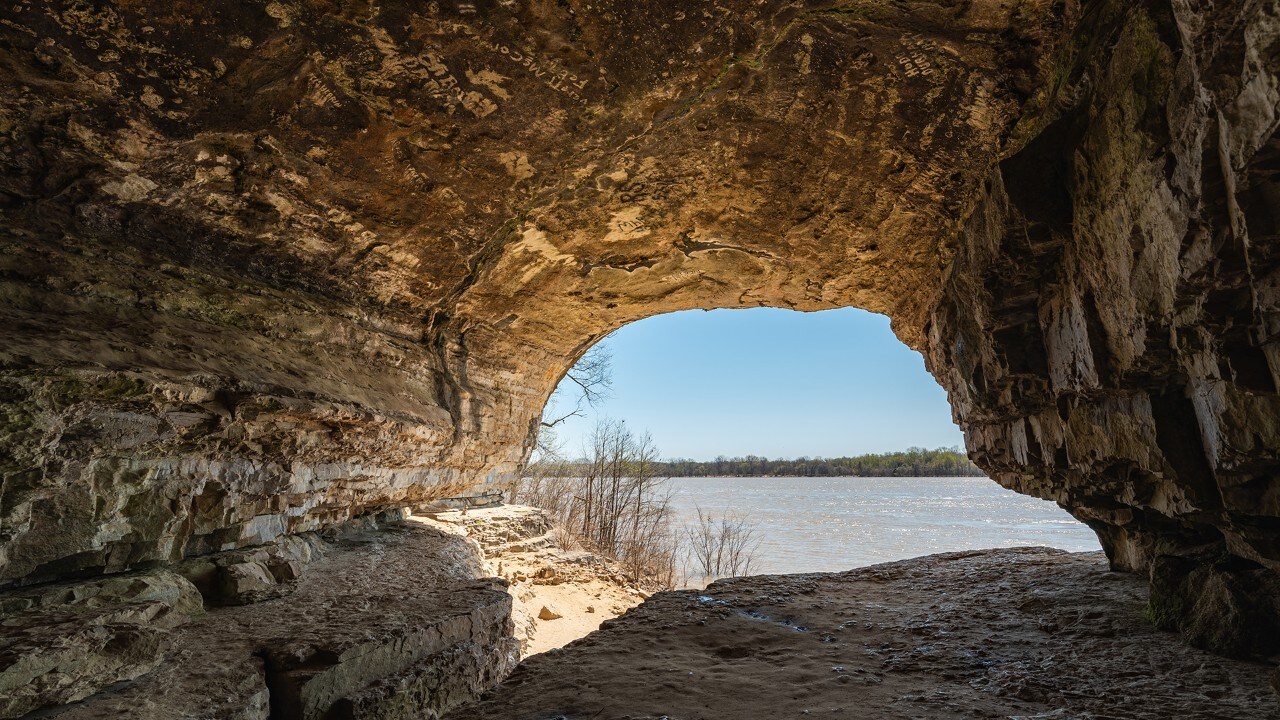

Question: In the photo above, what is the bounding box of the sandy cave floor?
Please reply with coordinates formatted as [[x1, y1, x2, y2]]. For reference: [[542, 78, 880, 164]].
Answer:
[[446, 547, 1280, 720], [421, 506, 649, 657]]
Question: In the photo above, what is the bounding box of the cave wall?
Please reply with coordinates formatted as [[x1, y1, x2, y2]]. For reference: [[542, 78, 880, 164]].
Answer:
[[0, 0, 1278, 657], [925, 0, 1280, 656]]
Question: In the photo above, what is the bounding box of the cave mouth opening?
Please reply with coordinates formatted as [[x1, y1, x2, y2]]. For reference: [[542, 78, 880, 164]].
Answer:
[[519, 307, 1100, 585]]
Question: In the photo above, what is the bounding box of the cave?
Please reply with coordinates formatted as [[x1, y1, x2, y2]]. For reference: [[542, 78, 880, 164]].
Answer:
[[1, 0, 1279, 717]]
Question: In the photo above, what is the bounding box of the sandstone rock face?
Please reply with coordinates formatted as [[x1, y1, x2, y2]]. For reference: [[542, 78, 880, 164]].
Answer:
[[0, 0, 1068, 587], [0, 0, 1278, 660], [922, 0, 1280, 656]]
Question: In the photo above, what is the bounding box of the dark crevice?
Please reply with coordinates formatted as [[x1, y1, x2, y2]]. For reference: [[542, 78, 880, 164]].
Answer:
[[255, 649, 293, 720], [999, 111, 1085, 236], [1150, 387, 1222, 512], [1080, 291, 1113, 386]]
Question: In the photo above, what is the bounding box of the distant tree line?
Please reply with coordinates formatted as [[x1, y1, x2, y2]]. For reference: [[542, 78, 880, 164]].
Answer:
[[654, 447, 983, 477]]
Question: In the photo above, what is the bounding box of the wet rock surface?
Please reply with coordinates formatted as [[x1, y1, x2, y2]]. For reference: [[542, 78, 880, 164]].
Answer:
[[14, 519, 518, 720], [449, 548, 1280, 720]]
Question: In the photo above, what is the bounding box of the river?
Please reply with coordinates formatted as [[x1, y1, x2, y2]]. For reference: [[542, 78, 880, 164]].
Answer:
[[666, 476, 1100, 576]]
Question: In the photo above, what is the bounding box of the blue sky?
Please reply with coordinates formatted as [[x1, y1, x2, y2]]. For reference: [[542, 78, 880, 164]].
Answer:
[[544, 308, 966, 460]]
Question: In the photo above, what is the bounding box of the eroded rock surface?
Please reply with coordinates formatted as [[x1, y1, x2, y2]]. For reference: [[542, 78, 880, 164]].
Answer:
[[0, 568, 203, 717], [177, 531, 326, 606], [0, 0, 1069, 587], [923, 0, 1280, 655], [448, 548, 1280, 720], [16, 519, 518, 720]]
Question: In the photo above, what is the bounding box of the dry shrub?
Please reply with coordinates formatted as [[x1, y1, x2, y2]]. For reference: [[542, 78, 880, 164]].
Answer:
[[684, 507, 761, 586], [513, 419, 678, 590]]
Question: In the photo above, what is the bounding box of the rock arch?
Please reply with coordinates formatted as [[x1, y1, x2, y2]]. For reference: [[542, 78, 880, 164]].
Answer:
[[1, 0, 1278, 657]]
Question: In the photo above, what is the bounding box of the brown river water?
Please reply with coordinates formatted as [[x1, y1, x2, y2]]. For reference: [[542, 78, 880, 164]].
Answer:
[[667, 475, 1101, 575]]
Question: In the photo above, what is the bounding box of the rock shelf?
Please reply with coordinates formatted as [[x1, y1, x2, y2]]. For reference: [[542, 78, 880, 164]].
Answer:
[[450, 548, 1280, 720]]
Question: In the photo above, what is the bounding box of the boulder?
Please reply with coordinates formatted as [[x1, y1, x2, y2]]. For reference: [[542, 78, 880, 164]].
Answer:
[[178, 533, 327, 606]]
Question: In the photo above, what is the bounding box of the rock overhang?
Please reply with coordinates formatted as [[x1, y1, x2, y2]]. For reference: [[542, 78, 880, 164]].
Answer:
[[0, 0, 1278, 662]]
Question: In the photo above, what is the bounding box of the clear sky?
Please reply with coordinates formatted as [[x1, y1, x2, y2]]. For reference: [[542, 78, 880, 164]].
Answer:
[[543, 307, 967, 461]]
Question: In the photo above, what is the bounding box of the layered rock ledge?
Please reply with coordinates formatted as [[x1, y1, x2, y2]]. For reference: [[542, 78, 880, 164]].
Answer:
[[2, 516, 519, 719], [448, 548, 1280, 720]]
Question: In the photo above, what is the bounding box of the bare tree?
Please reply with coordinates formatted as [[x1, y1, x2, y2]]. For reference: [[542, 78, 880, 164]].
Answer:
[[513, 417, 679, 590], [512, 342, 613, 507], [684, 507, 761, 585], [517, 344, 760, 591], [508, 429, 577, 516], [572, 419, 677, 588], [540, 344, 613, 429]]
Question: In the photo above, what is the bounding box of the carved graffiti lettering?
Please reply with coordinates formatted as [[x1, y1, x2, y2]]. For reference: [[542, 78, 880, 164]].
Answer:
[[398, 49, 500, 117], [461, 26, 590, 105], [306, 75, 340, 107], [895, 34, 949, 81]]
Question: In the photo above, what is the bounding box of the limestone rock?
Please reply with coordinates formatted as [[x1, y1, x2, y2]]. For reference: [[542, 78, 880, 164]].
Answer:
[[445, 549, 1280, 720], [0, 568, 203, 623], [0, 0, 1070, 589], [428, 505, 649, 656], [920, 0, 1280, 655], [45, 521, 516, 720], [0, 569, 203, 718], [426, 507, 557, 554], [1147, 552, 1280, 658], [0, 612, 167, 718], [334, 639, 519, 720], [260, 580, 515, 720], [178, 533, 326, 606]]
